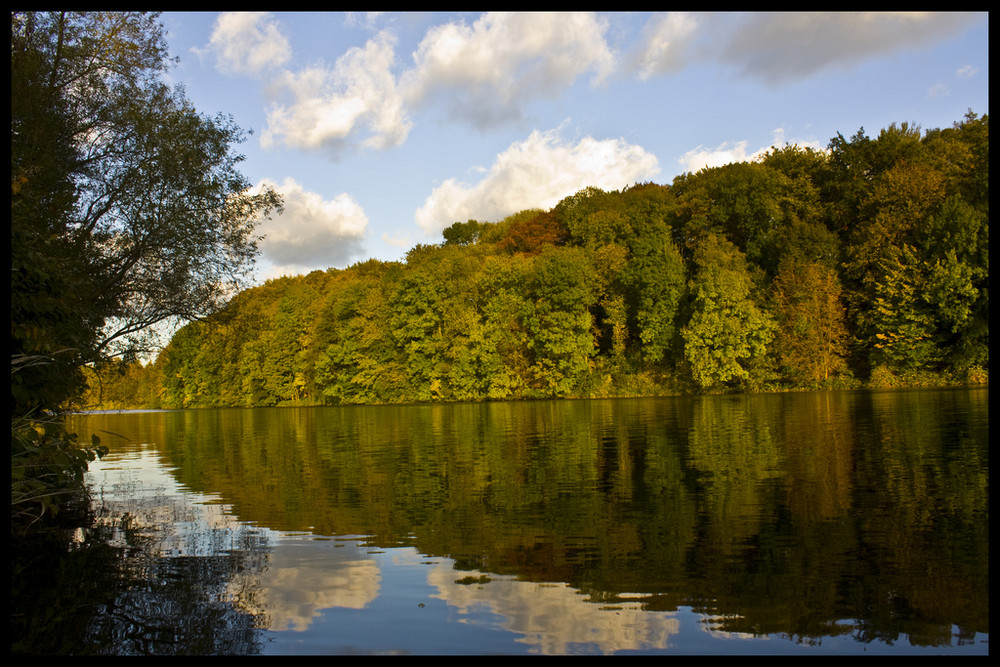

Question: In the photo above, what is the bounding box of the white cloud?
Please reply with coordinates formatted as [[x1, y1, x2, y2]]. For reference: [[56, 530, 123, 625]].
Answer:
[[927, 82, 950, 98], [206, 12, 290, 76], [230, 12, 617, 154], [207, 12, 982, 160], [415, 128, 660, 235], [679, 129, 826, 173], [956, 64, 977, 79], [716, 12, 981, 85], [679, 141, 754, 173], [344, 12, 386, 32], [632, 12, 699, 80], [403, 12, 616, 128], [261, 30, 410, 154], [381, 231, 413, 248], [253, 178, 368, 273], [628, 12, 981, 85]]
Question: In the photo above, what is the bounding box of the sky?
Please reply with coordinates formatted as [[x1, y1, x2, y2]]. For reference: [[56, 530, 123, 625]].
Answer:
[[158, 11, 989, 282]]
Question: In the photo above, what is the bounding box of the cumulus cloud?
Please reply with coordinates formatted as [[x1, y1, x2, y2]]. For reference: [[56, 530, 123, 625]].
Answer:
[[679, 129, 826, 173], [205, 12, 981, 159], [253, 178, 368, 274], [252, 13, 617, 154], [205, 12, 291, 76], [415, 128, 660, 235], [679, 141, 755, 174], [628, 12, 980, 86], [631, 12, 699, 80], [403, 12, 616, 128], [715, 12, 980, 85], [261, 30, 411, 154]]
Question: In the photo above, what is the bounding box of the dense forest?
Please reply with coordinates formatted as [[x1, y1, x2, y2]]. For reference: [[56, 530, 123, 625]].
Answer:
[[85, 112, 989, 409]]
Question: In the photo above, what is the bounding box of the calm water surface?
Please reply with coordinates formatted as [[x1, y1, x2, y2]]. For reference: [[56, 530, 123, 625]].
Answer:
[[66, 388, 988, 655]]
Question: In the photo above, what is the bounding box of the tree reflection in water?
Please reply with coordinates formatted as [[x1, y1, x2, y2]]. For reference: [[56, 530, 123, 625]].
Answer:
[[25, 389, 987, 655], [71, 450, 270, 655]]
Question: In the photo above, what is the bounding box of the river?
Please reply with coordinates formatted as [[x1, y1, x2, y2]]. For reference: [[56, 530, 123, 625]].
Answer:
[[57, 387, 987, 654]]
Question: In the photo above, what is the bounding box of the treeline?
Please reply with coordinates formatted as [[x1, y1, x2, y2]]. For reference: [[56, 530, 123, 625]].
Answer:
[[85, 113, 989, 408]]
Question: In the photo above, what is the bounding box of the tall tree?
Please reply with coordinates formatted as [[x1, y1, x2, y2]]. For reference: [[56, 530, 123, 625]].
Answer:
[[830, 120, 988, 376], [772, 260, 850, 386], [620, 184, 686, 365], [523, 247, 599, 396], [681, 235, 775, 390], [441, 219, 487, 246], [452, 255, 535, 400], [313, 262, 407, 405], [11, 12, 282, 413]]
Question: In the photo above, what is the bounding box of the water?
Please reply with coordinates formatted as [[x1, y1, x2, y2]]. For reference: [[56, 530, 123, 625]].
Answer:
[[61, 388, 988, 654]]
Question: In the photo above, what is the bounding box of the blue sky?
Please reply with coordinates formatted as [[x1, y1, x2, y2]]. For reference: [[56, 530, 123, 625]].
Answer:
[[158, 12, 989, 281]]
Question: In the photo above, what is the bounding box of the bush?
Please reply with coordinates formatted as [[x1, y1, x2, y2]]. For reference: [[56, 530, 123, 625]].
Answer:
[[11, 414, 106, 537]]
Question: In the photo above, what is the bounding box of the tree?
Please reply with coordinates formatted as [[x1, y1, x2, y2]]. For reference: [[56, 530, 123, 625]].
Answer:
[[522, 247, 598, 396], [917, 197, 989, 370], [830, 119, 988, 377], [681, 235, 775, 390], [620, 185, 686, 365], [442, 219, 487, 246], [315, 273, 405, 404], [497, 210, 569, 254], [668, 162, 791, 270], [772, 260, 850, 386], [11, 12, 281, 533], [11, 12, 282, 413], [451, 255, 535, 400], [312, 262, 408, 404]]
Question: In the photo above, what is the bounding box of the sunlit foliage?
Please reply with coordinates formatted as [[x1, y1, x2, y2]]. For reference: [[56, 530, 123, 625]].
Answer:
[[91, 112, 988, 406]]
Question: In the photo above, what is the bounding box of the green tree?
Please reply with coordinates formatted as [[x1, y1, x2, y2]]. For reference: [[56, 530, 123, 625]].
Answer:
[[830, 119, 989, 378], [757, 144, 837, 274], [388, 245, 481, 401], [11, 12, 280, 532], [450, 255, 535, 400], [668, 162, 792, 271], [159, 320, 206, 408], [11, 11, 281, 414], [913, 122, 989, 372], [522, 247, 599, 396], [620, 184, 687, 365], [681, 235, 776, 390], [314, 262, 408, 404], [442, 219, 487, 246], [772, 260, 850, 386], [554, 185, 687, 368], [861, 244, 943, 374]]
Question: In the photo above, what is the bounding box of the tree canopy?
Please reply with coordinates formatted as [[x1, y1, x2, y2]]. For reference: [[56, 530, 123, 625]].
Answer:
[[11, 11, 281, 532], [90, 111, 986, 410], [11, 11, 282, 414]]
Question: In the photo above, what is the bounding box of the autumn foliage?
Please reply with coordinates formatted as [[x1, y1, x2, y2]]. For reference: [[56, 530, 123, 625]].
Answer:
[[87, 113, 989, 407]]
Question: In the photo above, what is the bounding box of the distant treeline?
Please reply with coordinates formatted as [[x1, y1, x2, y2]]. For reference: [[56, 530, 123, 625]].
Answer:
[[84, 113, 989, 408]]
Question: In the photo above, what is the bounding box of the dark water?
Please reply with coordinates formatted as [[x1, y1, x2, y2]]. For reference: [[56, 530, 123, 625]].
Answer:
[[60, 388, 987, 654]]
